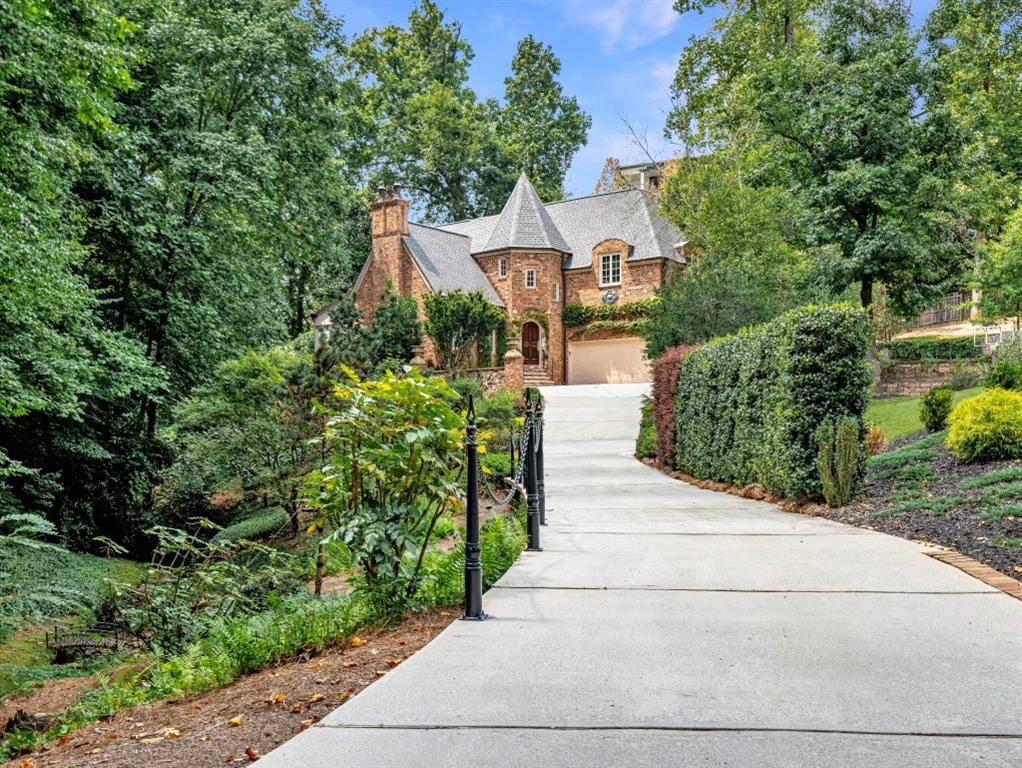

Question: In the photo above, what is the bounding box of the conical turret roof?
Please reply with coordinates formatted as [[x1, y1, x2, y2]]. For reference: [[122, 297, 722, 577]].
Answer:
[[480, 173, 570, 254]]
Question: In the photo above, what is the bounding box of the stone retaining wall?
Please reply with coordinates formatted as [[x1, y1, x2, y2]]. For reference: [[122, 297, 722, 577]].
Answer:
[[875, 360, 985, 398]]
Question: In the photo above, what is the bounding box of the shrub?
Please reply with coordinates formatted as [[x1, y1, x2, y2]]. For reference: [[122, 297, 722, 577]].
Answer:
[[673, 304, 871, 499], [211, 509, 288, 543], [946, 388, 1022, 463], [636, 398, 656, 459], [986, 359, 1022, 390], [423, 290, 505, 373], [919, 387, 954, 432], [310, 367, 465, 614], [450, 377, 484, 404], [946, 359, 983, 390], [364, 289, 421, 365], [864, 424, 886, 456], [816, 416, 860, 507], [652, 345, 697, 466], [480, 451, 512, 479], [883, 336, 981, 361]]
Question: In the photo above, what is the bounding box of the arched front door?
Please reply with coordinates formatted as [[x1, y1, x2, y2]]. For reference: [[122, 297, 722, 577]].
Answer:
[[522, 322, 540, 365]]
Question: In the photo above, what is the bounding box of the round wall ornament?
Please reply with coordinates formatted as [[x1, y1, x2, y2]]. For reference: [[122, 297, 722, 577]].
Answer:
[[602, 289, 618, 305]]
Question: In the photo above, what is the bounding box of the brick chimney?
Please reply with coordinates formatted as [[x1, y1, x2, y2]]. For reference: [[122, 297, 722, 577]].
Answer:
[[357, 184, 410, 318]]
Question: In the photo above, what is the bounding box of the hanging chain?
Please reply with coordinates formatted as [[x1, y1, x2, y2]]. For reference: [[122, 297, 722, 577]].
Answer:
[[476, 413, 532, 506]]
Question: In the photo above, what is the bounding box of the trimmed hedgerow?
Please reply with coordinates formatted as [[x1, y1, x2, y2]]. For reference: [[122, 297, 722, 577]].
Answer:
[[636, 398, 656, 459], [652, 345, 698, 466], [673, 304, 871, 499], [883, 336, 980, 361], [211, 509, 288, 543]]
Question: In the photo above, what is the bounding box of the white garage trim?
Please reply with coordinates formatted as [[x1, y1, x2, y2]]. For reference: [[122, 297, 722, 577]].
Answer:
[[567, 336, 651, 385]]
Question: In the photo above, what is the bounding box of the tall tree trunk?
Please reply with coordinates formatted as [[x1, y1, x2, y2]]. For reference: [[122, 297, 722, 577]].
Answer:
[[860, 274, 874, 312]]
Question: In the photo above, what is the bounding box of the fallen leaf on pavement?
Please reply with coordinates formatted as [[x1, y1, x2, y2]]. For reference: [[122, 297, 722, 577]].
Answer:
[[165, 728, 181, 739], [271, 693, 286, 705], [228, 715, 243, 727], [308, 692, 325, 702], [246, 746, 260, 760]]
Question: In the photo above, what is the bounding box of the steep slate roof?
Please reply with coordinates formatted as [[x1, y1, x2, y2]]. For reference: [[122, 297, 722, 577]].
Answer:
[[438, 186, 686, 270], [479, 173, 571, 254], [402, 223, 503, 305]]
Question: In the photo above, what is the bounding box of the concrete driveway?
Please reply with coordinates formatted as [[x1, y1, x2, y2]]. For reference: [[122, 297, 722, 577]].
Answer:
[[261, 383, 1022, 767]]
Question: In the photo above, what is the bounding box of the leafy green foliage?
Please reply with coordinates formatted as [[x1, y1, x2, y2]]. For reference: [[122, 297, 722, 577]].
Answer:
[[364, 290, 422, 365], [816, 416, 862, 507], [673, 304, 871, 499], [310, 368, 465, 613], [986, 336, 1022, 390], [450, 378, 484, 405], [0, 547, 140, 642], [865, 387, 983, 440], [643, 258, 811, 359], [920, 387, 955, 432], [424, 290, 506, 374], [884, 337, 982, 361], [499, 36, 591, 203], [635, 399, 656, 460], [668, 0, 967, 314], [946, 388, 1022, 462], [110, 525, 300, 653], [561, 299, 657, 328], [210, 510, 289, 544]]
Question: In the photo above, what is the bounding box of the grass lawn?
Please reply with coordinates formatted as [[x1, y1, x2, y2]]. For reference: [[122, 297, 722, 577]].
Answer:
[[866, 386, 983, 441]]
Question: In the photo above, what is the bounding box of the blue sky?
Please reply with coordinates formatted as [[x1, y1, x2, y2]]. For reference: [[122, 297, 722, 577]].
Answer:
[[327, 0, 939, 198]]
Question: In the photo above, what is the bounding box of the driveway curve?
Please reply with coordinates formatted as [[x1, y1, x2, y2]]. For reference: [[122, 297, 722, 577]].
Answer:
[[261, 383, 1022, 767]]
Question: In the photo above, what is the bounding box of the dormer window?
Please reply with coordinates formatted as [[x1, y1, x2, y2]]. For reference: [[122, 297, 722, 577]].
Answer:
[[524, 269, 537, 289], [599, 253, 621, 287], [499, 258, 508, 277]]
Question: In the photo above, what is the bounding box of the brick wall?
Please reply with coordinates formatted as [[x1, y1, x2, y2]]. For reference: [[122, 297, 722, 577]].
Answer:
[[875, 360, 986, 398], [564, 252, 668, 306], [478, 249, 565, 383]]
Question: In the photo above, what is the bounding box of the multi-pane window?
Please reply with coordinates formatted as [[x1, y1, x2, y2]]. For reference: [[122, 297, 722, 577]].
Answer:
[[499, 258, 508, 277], [524, 269, 537, 289], [600, 253, 621, 286], [552, 283, 560, 302]]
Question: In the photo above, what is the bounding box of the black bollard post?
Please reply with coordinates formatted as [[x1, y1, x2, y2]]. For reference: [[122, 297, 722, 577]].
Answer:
[[525, 391, 542, 551], [536, 397, 546, 526], [461, 395, 486, 620]]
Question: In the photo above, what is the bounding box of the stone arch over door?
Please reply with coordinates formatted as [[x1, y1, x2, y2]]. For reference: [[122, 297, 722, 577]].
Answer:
[[522, 321, 541, 365]]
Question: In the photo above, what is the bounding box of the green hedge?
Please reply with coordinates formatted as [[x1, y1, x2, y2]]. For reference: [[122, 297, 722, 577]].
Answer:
[[211, 509, 288, 543], [883, 336, 981, 361], [561, 298, 657, 328], [673, 304, 871, 499]]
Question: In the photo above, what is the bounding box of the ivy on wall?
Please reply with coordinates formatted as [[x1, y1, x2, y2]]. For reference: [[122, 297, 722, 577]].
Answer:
[[561, 298, 658, 328]]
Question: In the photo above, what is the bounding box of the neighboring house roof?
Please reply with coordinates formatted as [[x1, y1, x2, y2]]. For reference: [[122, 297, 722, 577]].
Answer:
[[439, 186, 686, 270], [479, 173, 571, 254], [403, 223, 504, 306]]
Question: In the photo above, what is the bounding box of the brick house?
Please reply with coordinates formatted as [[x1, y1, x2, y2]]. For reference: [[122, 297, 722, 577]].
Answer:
[[349, 173, 689, 385]]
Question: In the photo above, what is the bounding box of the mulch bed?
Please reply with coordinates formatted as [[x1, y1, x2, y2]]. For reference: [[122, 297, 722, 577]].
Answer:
[[3, 608, 456, 768], [810, 443, 1022, 581]]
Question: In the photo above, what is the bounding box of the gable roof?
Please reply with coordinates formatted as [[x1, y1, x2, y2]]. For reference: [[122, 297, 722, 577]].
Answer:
[[439, 187, 686, 269], [402, 223, 503, 305], [479, 173, 571, 254]]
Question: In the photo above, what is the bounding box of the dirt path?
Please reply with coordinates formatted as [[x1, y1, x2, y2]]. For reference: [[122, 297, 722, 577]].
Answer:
[[5, 608, 456, 768]]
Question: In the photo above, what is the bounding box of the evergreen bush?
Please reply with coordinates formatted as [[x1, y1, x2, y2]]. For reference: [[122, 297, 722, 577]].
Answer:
[[672, 304, 871, 499], [946, 388, 1022, 462], [635, 399, 656, 459], [919, 386, 954, 431], [815, 416, 861, 507]]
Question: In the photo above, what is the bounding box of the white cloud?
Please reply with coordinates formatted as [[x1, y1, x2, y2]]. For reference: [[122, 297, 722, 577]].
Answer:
[[565, 0, 680, 53]]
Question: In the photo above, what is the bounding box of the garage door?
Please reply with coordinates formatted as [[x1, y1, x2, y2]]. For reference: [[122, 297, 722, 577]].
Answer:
[[567, 336, 651, 385]]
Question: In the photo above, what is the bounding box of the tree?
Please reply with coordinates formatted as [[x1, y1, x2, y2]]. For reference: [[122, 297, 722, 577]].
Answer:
[[0, 0, 162, 547], [344, 1, 498, 222], [364, 290, 422, 366], [926, 0, 1022, 240], [668, 0, 967, 315], [593, 157, 624, 193], [979, 206, 1022, 329], [423, 291, 505, 373], [498, 35, 591, 202]]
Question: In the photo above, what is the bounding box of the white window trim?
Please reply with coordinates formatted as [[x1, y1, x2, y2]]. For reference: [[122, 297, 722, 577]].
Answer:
[[498, 258, 508, 277], [524, 268, 537, 289], [599, 253, 622, 287], [552, 283, 560, 302]]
